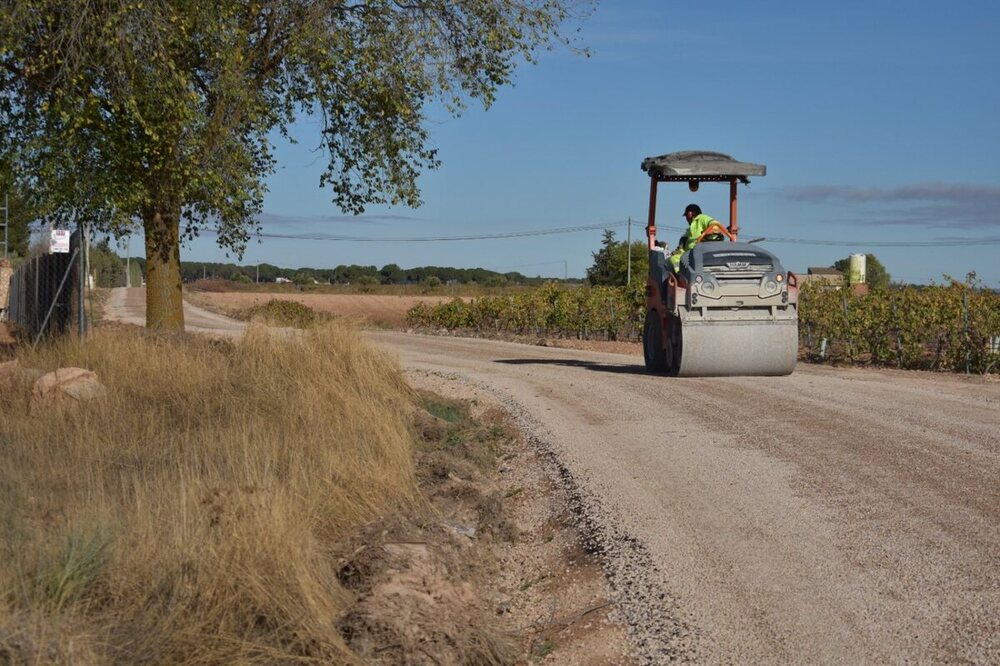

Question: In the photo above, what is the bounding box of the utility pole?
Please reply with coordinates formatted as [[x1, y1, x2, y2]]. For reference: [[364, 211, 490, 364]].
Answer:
[[78, 219, 86, 338], [626, 216, 632, 286], [125, 232, 131, 288], [256, 263, 259, 284], [563, 260, 568, 280], [1, 193, 8, 260]]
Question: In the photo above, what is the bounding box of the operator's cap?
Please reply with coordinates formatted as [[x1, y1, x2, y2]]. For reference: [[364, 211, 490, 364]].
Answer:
[[683, 203, 702, 217]]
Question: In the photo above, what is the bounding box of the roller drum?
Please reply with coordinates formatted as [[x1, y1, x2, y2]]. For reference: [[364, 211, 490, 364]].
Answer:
[[675, 312, 797, 377]]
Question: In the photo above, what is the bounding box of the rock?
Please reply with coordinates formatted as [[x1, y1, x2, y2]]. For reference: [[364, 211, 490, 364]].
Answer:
[[444, 521, 476, 539], [32, 367, 107, 404]]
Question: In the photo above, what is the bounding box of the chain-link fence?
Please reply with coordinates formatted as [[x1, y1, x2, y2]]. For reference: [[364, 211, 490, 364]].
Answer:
[[5, 231, 85, 343]]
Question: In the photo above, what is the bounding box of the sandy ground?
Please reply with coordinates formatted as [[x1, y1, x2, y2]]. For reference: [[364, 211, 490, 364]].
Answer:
[[185, 290, 460, 327], [103, 289, 1000, 663], [407, 371, 634, 664], [371, 332, 1000, 664], [104, 287, 247, 336]]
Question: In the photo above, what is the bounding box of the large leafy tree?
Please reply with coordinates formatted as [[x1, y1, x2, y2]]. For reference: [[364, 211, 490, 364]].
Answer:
[[0, 0, 589, 329]]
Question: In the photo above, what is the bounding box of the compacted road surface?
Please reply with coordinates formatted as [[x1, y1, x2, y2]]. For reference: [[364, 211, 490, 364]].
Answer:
[[371, 331, 1000, 664], [105, 287, 246, 336], [100, 291, 999, 664]]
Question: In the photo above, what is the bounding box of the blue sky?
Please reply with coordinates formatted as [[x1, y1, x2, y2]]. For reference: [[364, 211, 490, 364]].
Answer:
[[181, 0, 1000, 286]]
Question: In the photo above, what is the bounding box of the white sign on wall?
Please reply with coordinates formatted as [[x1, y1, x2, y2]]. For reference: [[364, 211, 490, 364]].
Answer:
[[50, 229, 70, 253]]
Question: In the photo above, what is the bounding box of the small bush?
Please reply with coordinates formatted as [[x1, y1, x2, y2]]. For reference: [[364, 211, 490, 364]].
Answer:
[[235, 299, 328, 328], [189, 278, 231, 293]]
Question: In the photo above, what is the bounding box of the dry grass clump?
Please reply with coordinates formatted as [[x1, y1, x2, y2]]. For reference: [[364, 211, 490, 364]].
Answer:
[[0, 323, 418, 663]]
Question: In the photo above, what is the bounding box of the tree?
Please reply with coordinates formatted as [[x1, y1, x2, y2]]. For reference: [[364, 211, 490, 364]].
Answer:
[[1, 1, 590, 330], [587, 229, 617, 286], [833, 254, 891, 289], [0, 159, 34, 258], [380, 263, 404, 285], [587, 230, 648, 286], [90, 237, 127, 287]]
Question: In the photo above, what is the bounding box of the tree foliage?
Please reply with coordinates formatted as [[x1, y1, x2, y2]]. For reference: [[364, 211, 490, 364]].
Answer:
[[586, 230, 647, 286], [1, 0, 590, 328], [0, 159, 33, 258], [176, 260, 539, 286], [90, 237, 127, 287]]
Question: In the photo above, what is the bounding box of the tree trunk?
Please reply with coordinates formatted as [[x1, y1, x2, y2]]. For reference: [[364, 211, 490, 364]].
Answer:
[[142, 205, 185, 330]]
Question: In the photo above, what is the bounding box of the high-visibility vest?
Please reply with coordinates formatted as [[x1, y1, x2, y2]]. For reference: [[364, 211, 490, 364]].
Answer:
[[683, 214, 720, 252]]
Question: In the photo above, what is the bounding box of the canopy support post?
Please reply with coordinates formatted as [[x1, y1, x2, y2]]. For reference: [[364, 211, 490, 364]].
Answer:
[[729, 178, 739, 238], [647, 176, 658, 249]]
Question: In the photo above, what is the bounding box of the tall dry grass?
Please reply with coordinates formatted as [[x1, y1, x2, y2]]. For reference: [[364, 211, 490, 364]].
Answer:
[[0, 323, 418, 663]]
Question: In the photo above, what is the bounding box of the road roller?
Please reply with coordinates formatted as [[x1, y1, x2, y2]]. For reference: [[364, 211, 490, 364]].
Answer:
[[641, 151, 798, 376]]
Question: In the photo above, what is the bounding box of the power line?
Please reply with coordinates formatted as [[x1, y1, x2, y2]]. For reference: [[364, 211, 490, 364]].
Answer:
[[760, 236, 1000, 248], [490, 260, 568, 269], [654, 224, 1000, 247], [252, 219, 630, 242], [195, 217, 1000, 248]]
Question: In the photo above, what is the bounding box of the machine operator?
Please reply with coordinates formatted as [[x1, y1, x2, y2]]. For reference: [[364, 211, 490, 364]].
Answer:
[[669, 203, 723, 271]]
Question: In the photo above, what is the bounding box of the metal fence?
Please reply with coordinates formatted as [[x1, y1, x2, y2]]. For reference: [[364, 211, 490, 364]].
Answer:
[[6, 232, 84, 343]]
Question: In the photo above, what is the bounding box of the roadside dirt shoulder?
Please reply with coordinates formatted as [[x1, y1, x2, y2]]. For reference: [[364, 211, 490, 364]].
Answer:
[[405, 371, 634, 664]]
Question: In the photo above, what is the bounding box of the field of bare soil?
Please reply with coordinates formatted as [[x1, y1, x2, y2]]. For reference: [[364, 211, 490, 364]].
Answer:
[[185, 288, 645, 357], [186, 290, 462, 328]]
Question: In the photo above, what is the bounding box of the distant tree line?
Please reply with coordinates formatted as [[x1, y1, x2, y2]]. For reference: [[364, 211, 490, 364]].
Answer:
[[134, 258, 553, 287]]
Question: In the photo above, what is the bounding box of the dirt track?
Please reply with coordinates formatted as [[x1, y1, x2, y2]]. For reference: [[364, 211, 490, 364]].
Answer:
[[370, 331, 1000, 664], [186, 290, 459, 327], [105, 287, 247, 336], [102, 290, 1000, 663]]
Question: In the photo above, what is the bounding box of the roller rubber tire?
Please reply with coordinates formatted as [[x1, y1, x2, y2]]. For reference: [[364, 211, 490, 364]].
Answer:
[[668, 315, 682, 377], [643, 310, 669, 373]]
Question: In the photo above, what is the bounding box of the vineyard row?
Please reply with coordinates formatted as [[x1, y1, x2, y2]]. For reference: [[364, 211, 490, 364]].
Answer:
[[406, 282, 1000, 374]]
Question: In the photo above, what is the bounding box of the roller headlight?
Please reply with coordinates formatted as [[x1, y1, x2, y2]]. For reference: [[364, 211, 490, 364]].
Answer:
[[764, 280, 778, 294], [701, 281, 716, 295]]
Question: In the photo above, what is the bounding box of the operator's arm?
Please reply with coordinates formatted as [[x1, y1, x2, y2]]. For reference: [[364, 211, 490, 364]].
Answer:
[[684, 215, 718, 251]]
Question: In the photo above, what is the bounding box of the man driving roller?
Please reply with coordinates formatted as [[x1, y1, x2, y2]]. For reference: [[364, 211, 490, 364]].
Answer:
[[669, 204, 723, 271]]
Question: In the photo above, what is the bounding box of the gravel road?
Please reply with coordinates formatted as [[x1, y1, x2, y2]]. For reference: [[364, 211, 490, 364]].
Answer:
[[105, 287, 246, 336], [370, 331, 1000, 664], [100, 291, 999, 663]]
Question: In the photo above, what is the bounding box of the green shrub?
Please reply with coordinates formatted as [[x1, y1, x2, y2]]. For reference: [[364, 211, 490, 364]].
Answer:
[[236, 299, 327, 328], [407, 280, 1000, 374]]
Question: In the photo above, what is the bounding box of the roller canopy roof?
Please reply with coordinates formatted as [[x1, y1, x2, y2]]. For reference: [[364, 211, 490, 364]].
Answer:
[[641, 151, 766, 179]]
